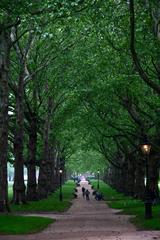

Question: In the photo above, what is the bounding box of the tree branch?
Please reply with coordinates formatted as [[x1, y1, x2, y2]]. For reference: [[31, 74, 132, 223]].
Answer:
[[129, 0, 160, 94]]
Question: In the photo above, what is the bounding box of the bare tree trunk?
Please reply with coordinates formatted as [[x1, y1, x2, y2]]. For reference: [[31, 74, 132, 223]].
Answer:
[[48, 145, 59, 193], [125, 154, 135, 196], [12, 29, 34, 204], [38, 96, 53, 199], [27, 120, 37, 201], [13, 68, 26, 204], [149, 153, 160, 200], [50, 148, 56, 192], [0, 28, 10, 212], [119, 165, 127, 194], [25, 77, 38, 200], [134, 156, 145, 199], [52, 150, 60, 191]]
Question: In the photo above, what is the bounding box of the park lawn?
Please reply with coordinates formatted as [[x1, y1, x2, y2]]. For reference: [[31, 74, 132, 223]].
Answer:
[[91, 180, 160, 230], [8, 183, 13, 200], [0, 180, 75, 235], [91, 180, 128, 200], [0, 214, 54, 234], [11, 180, 75, 212]]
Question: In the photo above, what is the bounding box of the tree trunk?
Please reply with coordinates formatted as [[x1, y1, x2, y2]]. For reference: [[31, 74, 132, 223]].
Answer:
[[126, 154, 135, 196], [25, 76, 38, 200], [49, 147, 57, 193], [134, 155, 145, 199], [13, 68, 26, 204], [129, 0, 160, 94], [26, 120, 37, 201], [54, 153, 61, 190], [38, 97, 53, 199], [51, 150, 59, 191], [149, 153, 160, 200], [0, 28, 10, 212], [119, 165, 127, 194]]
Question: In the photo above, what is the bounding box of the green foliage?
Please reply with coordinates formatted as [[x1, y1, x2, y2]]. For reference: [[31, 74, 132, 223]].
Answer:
[[0, 215, 53, 234], [3, 0, 160, 191], [66, 149, 106, 173]]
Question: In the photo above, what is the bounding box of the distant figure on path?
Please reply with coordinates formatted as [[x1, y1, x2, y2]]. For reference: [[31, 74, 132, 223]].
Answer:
[[92, 190, 97, 196], [76, 182, 80, 187], [95, 191, 103, 201], [82, 187, 85, 198], [85, 189, 90, 200]]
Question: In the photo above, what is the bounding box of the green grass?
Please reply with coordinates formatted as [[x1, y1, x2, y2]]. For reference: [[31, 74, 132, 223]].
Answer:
[[11, 180, 75, 212], [8, 184, 13, 200], [91, 180, 127, 200], [0, 180, 75, 235], [91, 180, 160, 230], [0, 215, 54, 234]]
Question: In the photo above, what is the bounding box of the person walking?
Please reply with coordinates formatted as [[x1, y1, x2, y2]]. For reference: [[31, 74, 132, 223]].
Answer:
[[82, 187, 85, 198], [85, 189, 90, 201]]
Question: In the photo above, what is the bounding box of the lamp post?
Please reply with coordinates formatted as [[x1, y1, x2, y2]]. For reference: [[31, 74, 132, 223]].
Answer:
[[97, 170, 100, 190], [59, 168, 63, 201], [140, 138, 152, 219]]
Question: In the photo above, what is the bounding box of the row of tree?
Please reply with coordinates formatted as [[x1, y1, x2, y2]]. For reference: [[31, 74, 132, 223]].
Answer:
[[1, 0, 160, 212], [0, 0, 97, 211], [59, 0, 160, 200]]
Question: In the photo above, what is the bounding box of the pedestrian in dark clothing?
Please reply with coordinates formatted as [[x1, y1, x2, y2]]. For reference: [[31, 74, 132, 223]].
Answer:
[[76, 182, 80, 187], [92, 190, 97, 196], [85, 189, 90, 200], [82, 187, 85, 197], [95, 192, 104, 201]]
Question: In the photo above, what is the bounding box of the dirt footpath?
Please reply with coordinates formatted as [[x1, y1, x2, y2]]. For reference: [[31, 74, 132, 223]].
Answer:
[[1, 180, 160, 240]]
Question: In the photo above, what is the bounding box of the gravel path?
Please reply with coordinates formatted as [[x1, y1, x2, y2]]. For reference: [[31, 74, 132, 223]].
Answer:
[[1, 180, 160, 240]]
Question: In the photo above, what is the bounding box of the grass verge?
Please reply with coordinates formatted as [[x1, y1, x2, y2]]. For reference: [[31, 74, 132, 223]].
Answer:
[[0, 180, 75, 235], [91, 180, 160, 230], [11, 180, 75, 212], [0, 215, 54, 235]]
